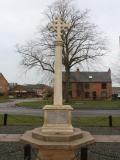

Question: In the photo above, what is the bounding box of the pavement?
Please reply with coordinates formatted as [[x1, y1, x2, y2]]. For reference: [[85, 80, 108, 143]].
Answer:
[[0, 99, 120, 117], [1, 134, 120, 142]]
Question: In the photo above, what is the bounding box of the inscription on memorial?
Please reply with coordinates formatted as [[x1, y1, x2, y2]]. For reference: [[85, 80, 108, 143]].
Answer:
[[47, 110, 68, 124]]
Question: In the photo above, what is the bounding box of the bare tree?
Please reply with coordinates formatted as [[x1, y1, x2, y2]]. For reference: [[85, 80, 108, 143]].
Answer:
[[17, 0, 107, 102], [112, 52, 120, 85]]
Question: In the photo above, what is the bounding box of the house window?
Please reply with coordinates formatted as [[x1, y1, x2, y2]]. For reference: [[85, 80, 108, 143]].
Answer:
[[101, 91, 107, 98], [85, 83, 90, 89], [85, 92, 90, 98], [69, 91, 72, 97], [101, 83, 107, 89]]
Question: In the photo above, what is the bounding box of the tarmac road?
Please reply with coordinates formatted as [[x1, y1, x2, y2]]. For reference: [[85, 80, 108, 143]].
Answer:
[[0, 98, 43, 116], [0, 99, 120, 117]]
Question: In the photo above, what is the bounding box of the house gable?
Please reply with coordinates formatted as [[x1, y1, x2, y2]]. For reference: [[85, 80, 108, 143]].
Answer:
[[0, 73, 9, 95]]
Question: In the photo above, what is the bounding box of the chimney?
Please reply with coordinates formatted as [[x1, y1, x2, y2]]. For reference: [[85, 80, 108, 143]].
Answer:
[[76, 68, 80, 72], [108, 68, 111, 77], [108, 68, 111, 73]]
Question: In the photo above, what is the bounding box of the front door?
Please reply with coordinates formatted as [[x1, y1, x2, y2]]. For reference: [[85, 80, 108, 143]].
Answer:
[[92, 91, 96, 100]]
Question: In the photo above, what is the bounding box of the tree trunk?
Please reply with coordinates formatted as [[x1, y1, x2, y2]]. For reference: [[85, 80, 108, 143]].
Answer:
[[64, 67, 70, 103]]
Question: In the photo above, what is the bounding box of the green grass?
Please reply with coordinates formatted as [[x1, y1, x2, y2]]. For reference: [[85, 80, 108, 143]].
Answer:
[[0, 97, 11, 103], [72, 117, 108, 127], [68, 100, 120, 109], [16, 100, 52, 108], [0, 115, 43, 125], [0, 115, 120, 127], [113, 117, 120, 126], [0, 115, 3, 125], [16, 100, 120, 109], [8, 115, 43, 125]]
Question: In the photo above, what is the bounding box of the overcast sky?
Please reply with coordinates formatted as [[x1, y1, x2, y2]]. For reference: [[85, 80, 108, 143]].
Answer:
[[0, 0, 120, 85]]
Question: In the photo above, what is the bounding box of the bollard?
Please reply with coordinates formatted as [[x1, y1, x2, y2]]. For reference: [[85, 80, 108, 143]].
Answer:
[[24, 144, 31, 160], [81, 147, 88, 160], [3, 114, 8, 126], [108, 115, 112, 127]]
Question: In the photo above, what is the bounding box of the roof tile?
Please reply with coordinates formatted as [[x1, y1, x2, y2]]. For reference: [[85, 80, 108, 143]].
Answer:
[[63, 71, 111, 82]]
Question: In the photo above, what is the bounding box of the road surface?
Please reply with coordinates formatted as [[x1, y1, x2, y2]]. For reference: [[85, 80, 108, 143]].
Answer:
[[0, 99, 120, 117]]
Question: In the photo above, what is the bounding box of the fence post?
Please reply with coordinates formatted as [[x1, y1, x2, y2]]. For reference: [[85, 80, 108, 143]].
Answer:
[[81, 147, 88, 160], [108, 115, 112, 127], [24, 144, 31, 160], [3, 114, 8, 126]]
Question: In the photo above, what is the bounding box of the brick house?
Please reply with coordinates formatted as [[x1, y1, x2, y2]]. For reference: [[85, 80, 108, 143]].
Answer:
[[9, 84, 36, 98], [25, 84, 53, 98], [9, 84, 53, 98], [63, 69, 112, 100], [0, 73, 9, 96]]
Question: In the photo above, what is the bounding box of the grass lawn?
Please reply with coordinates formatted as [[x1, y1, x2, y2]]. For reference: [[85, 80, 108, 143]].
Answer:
[[16, 100, 52, 108], [0, 115, 43, 125], [16, 99, 120, 109], [0, 97, 11, 103], [71, 100, 120, 109], [0, 114, 120, 127]]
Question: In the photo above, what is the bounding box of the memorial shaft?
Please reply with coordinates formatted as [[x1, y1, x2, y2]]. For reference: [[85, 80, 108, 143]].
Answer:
[[49, 17, 70, 106], [54, 40, 63, 106]]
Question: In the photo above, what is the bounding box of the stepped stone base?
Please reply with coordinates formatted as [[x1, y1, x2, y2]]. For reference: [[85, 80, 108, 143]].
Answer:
[[32, 128, 83, 142], [21, 104, 95, 160], [21, 127, 95, 160]]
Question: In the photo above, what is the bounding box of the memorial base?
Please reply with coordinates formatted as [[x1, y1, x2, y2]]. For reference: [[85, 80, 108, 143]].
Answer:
[[41, 105, 74, 134], [21, 128, 95, 160], [21, 105, 95, 160]]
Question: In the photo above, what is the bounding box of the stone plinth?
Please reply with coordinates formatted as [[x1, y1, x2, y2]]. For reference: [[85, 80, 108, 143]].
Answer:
[[41, 105, 73, 133], [21, 104, 95, 160], [21, 127, 95, 160]]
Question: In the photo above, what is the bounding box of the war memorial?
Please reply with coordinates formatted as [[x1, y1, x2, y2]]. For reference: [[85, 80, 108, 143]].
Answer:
[[21, 16, 95, 160]]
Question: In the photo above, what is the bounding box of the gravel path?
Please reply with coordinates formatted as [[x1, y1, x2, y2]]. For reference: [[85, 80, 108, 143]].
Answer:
[[0, 126, 120, 160], [0, 142, 120, 160]]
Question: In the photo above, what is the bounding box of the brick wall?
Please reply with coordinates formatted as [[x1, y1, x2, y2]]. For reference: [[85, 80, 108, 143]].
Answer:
[[65, 82, 112, 100], [0, 74, 9, 96]]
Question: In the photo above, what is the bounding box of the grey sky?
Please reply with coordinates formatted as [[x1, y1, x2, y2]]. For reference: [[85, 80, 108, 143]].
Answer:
[[0, 0, 119, 85]]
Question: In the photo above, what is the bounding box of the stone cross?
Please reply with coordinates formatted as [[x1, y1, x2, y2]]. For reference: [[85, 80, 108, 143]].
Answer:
[[48, 17, 70, 106], [49, 17, 70, 41]]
